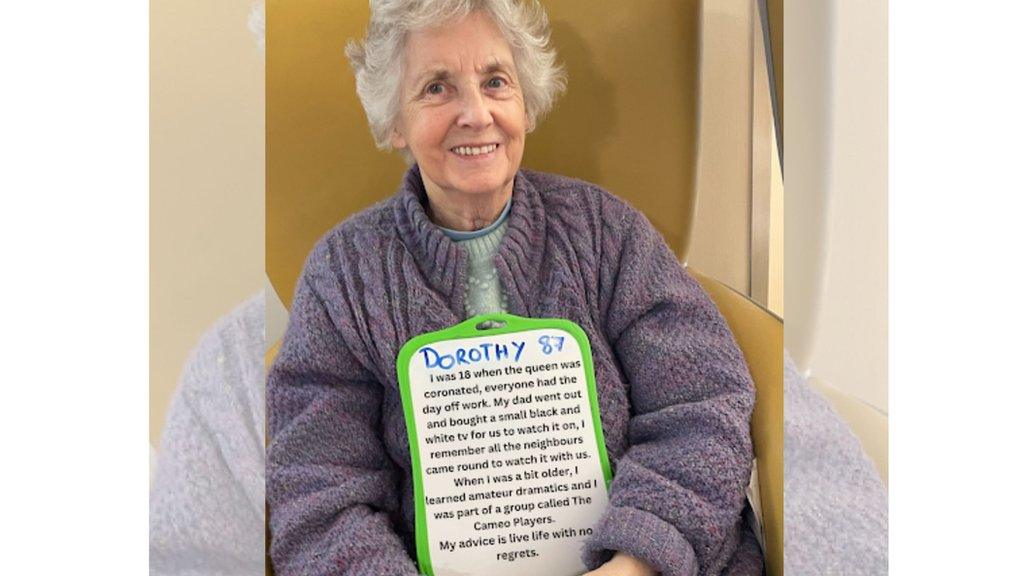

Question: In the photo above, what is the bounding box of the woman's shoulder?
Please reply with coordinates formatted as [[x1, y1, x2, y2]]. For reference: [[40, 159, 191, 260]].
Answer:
[[519, 169, 646, 233], [299, 194, 401, 280], [324, 195, 400, 244]]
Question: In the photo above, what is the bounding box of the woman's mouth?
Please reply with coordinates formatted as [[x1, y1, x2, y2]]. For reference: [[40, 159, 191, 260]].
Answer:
[[450, 143, 498, 157]]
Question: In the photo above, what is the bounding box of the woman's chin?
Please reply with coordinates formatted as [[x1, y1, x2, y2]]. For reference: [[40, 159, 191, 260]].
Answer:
[[450, 177, 513, 198], [440, 167, 515, 198]]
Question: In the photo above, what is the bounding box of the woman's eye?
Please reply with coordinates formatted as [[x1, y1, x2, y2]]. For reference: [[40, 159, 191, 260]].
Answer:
[[486, 77, 508, 89], [425, 82, 445, 96]]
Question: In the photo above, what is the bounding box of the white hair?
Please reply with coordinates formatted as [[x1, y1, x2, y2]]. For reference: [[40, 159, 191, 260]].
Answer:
[[345, 0, 567, 151]]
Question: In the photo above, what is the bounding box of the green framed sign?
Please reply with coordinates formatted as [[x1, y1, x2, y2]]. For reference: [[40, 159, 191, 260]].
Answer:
[[397, 314, 613, 576]]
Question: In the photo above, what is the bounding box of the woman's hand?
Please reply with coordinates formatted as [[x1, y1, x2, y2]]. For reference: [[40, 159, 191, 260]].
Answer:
[[581, 551, 658, 576]]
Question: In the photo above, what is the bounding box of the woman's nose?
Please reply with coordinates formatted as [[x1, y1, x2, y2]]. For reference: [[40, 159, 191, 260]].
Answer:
[[456, 89, 494, 130]]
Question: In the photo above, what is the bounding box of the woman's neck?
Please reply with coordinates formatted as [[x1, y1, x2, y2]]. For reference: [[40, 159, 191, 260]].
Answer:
[[423, 183, 513, 232]]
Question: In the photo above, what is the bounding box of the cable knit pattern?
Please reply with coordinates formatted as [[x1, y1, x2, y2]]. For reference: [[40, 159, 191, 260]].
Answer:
[[267, 166, 762, 576]]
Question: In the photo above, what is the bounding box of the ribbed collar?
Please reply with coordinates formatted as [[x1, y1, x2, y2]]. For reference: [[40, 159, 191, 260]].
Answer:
[[392, 165, 547, 317], [438, 197, 512, 241]]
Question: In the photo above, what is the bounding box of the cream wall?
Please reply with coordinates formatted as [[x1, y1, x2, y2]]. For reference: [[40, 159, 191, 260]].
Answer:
[[151, 0, 265, 445], [807, 0, 888, 413], [689, 0, 754, 294], [786, 0, 888, 414], [690, 0, 782, 319], [768, 123, 784, 316], [784, 0, 833, 367]]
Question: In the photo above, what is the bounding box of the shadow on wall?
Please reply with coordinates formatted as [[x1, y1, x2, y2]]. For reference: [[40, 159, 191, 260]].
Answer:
[[687, 2, 758, 295]]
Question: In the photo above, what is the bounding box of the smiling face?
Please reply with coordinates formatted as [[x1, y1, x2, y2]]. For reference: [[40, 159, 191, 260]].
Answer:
[[391, 11, 527, 208]]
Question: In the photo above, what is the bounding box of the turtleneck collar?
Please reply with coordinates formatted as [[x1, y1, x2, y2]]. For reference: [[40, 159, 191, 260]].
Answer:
[[437, 196, 512, 241], [392, 164, 547, 318]]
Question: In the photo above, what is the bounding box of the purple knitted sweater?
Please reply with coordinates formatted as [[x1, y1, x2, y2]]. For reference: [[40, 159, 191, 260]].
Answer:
[[267, 167, 762, 576]]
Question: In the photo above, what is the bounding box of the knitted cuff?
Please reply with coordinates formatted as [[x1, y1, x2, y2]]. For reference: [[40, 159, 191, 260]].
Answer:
[[581, 505, 699, 576]]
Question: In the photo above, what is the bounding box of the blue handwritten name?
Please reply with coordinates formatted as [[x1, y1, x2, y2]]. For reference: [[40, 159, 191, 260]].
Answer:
[[420, 341, 526, 370]]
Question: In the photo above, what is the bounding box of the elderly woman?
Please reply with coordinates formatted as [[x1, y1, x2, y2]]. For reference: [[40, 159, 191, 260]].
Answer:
[[267, 1, 762, 575]]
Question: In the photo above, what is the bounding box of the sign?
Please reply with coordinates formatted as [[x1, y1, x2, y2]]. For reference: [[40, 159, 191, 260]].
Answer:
[[397, 314, 612, 576]]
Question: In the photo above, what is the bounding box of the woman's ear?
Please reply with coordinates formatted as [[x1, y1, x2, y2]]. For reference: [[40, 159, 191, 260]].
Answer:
[[390, 127, 407, 150]]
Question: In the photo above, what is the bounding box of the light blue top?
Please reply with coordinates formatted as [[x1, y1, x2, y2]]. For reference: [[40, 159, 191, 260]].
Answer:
[[436, 197, 512, 241], [438, 198, 512, 317]]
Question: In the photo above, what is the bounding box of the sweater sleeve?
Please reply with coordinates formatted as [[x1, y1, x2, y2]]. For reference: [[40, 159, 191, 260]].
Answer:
[[267, 257, 420, 576], [582, 207, 757, 576]]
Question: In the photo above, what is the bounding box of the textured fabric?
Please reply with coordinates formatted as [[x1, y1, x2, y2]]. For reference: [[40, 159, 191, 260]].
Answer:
[[267, 166, 762, 576], [783, 353, 888, 575], [150, 293, 266, 576], [454, 219, 510, 317], [437, 197, 512, 316], [436, 197, 512, 241]]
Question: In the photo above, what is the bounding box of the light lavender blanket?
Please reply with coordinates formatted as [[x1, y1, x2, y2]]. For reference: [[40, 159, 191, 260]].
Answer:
[[149, 294, 266, 575], [783, 354, 888, 574]]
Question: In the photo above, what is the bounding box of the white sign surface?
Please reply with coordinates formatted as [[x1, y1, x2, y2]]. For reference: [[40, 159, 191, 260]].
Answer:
[[398, 315, 611, 576]]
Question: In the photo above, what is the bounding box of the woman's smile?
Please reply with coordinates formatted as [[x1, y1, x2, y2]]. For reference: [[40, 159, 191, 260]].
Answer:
[[450, 143, 499, 158]]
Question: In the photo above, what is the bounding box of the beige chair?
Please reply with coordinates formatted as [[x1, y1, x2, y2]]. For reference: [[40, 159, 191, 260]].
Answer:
[[267, 1, 782, 573], [690, 268, 782, 575]]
